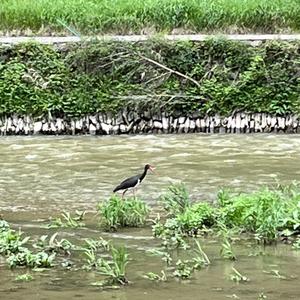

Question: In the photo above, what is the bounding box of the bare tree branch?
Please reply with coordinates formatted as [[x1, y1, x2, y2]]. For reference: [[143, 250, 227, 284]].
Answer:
[[138, 55, 201, 88]]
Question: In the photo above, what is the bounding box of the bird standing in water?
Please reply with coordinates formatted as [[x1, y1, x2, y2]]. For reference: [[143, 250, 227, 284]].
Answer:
[[113, 164, 155, 198]]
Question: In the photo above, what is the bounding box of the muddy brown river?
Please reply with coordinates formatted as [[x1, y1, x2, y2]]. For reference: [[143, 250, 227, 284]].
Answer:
[[1, 134, 300, 299]]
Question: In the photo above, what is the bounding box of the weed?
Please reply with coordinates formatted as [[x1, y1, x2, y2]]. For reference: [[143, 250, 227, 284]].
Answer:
[[83, 248, 99, 268], [84, 237, 110, 252], [46, 211, 86, 228], [292, 238, 300, 250], [153, 184, 215, 249], [15, 273, 34, 281], [147, 248, 173, 265], [0, 229, 30, 255], [33, 233, 76, 255], [144, 270, 167, 282], [7, 250, 55, 269], [0, 219, 10, 232], [97, 246, 129, 285], [258, 293, 267, 299], [152, 217, 190, 249], [160, 183, 191, 215], [218, 225, 236, 260], [192, 239, 210, 267], [230, 267, 249, 283], [173, 259, 194, 279], [97, 195, 149, 230], [217, 185, 300, 244], [263, 269, 286, 279]]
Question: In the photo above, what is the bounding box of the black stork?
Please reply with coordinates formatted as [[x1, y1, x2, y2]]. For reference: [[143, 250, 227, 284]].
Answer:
[[113, 164, 155, 198]]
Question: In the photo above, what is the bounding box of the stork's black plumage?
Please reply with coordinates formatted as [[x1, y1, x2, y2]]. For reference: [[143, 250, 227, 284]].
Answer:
[[113, 164, 155, 197]]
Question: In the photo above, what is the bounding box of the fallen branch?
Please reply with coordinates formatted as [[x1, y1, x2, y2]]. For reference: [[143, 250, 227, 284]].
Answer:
[[139, 55, 201, 88]]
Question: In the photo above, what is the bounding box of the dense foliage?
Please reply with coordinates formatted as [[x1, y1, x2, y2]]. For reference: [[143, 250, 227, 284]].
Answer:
[[1, 0, 300, 35], [0, 39, 299, 118], [156, 183, 300, 244]]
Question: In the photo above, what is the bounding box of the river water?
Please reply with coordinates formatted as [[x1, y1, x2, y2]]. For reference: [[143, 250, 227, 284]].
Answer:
[[1, 134, 300, 212], [1, 134, 300, 299]]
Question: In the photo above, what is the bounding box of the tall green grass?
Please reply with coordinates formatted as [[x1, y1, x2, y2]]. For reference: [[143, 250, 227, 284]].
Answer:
[[0, 0, 300, 35]]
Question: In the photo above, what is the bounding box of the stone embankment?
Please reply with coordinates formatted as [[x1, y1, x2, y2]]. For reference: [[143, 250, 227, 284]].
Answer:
[[1, 113, 299, 135]]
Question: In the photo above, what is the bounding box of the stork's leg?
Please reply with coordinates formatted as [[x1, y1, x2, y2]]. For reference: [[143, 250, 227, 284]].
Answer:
[[122, 189, 128, 199]]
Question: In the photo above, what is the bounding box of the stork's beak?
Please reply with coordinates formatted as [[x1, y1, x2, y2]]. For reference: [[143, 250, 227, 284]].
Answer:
[[149, 165, 155, 173]]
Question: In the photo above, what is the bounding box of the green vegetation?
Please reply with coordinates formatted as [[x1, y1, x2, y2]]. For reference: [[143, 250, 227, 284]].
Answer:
[[0, 216, 129, 286], [7, 250, 56, 269], [15, 273, 34, 282], [97, 195, 149, 230], [46, 211, 85, 228], [230, 267, 249, 283], [84, 245, 129, 285], [144, 270, 167, 282], [0, 0, 300, 35], [155, 182, 300, 244], [33, 232, 76, 254], [96, 246, 129, 285], [1, 182, 300, 289], [0, 39, 299, 119]]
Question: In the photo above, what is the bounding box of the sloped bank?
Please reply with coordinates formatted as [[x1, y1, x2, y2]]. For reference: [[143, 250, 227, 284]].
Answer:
[[1, 113, 300, 135], [0, 38, 299, 135]]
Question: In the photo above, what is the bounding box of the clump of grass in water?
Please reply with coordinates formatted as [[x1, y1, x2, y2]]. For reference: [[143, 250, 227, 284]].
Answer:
[[45, 211, 86, 229], [160, 183, 191, 215], [143, 270, 167, 282], [217, 183, 300, 244], [97, 195, 149, 230], [218, 223, 236, 260], [0, 219, 56, 269], [93, 246, 129, 286], [15, 273, 34, 282], [0, 228, 30, 255], [153, 183, 215, 248], [33, 232, 76, 255], [230, 267, 249, 283], [7, 249, 56, 269], [172, 239, 210, 279]]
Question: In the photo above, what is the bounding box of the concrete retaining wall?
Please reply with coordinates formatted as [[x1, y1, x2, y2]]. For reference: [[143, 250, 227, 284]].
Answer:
[[1, 113, 299, 135]]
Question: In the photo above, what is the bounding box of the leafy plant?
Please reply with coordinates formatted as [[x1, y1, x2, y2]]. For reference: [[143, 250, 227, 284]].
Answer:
[[7, 249, 55, 269], [152, 216, 190, 249], [0, 229, 30, 255], [173, 259, 194, 279]]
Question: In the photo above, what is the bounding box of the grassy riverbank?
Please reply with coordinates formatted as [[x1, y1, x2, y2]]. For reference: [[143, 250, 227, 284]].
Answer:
[[0, 0, 300, 36], [0, 38, 299, 118]]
